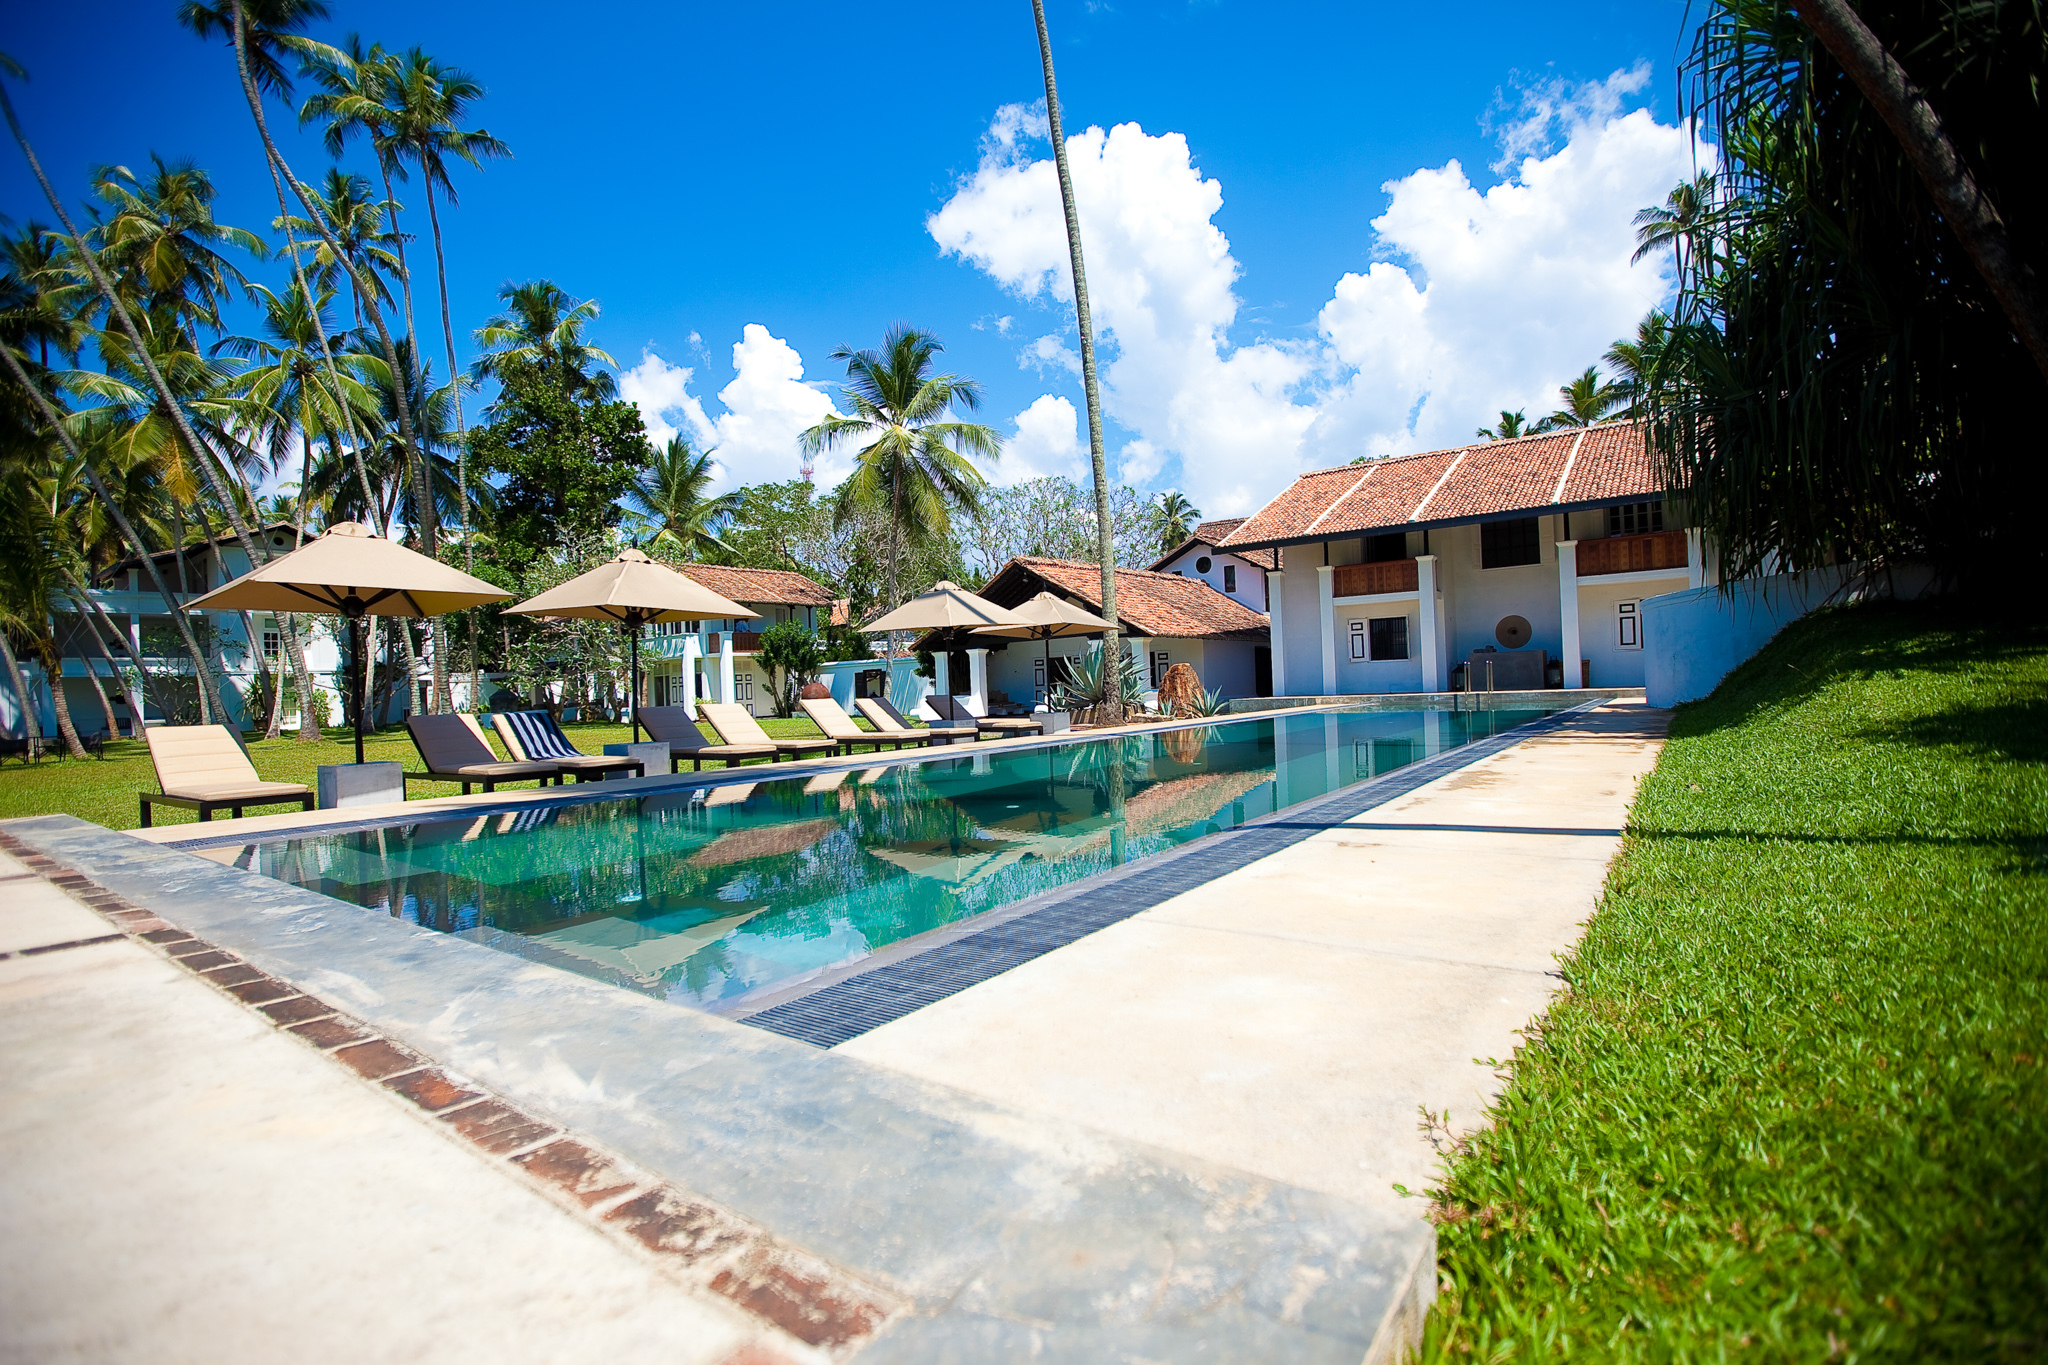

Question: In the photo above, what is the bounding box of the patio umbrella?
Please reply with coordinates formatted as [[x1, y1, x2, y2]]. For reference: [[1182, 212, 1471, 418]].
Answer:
[[185, 521, 511, 764], [504, 549, 749, 741], [971, 591, 1114, 708], [861, 581, 1029, 703]]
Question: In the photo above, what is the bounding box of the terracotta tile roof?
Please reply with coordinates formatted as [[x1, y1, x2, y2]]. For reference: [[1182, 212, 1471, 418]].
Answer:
[[1150, 518, 1279, 572], [983, 557, 1270, 640], [670, 563, 836, 608], [1219, 421, 1664, 550]]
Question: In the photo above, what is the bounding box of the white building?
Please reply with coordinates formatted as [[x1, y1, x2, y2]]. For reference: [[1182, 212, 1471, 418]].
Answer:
[[1150, 518, 1275, 613], [1218, 422, 1706, 696], [934, 556, 1272, 710], [638, 563, 837, 719]]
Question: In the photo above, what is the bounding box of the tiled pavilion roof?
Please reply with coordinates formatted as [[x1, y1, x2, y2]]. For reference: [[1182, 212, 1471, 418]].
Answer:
[[1150, 518, 1280, 572], [1219, 422, 1663, 551], [979, 557, 1270, 641], [670, 563, 836, 608]]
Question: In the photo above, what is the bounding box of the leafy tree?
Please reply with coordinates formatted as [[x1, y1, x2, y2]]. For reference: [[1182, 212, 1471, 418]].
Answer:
[[625, 435, 739, 555], [1652, 0, 2046, 585], [468, 357, 647, 558], [964, 476, 1151, 579], [471, 280, 616, 400], [756, 620, 822, 718]]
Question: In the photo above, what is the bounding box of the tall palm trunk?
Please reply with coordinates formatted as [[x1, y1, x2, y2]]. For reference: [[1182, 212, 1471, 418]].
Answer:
[[223, 2, 436, 570], [424, 178, 466, 713], [0, 343, 234, 730], [1031, 0, 1121, 720], [886, 474, 903, 698], [40, 636, 88, 759], [74, 620, 119, 740]]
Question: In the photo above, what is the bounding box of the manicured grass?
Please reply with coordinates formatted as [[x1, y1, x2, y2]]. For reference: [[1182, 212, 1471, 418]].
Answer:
[[1419, 602, 2047, 1361], [0, 714, 845, 831]]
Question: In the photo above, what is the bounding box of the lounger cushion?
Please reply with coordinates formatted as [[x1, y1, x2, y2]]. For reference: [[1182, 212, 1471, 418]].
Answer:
[[158, 779, 312, 802], [498, 709, 580, 760]]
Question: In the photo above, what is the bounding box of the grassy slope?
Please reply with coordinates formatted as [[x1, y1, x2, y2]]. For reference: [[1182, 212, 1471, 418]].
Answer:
[[1421, 603, 2046, 1361], [0, 716, 839, 831]]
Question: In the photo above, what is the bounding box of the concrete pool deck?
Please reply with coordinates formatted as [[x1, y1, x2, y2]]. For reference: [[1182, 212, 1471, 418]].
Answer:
[[1, 699, 1665, 1363], [836, 700, 1669, 1222]]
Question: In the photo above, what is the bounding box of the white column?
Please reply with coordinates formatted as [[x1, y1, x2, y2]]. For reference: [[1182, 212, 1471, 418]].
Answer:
[[1557, 539, 1581, 690], [932, 649, 951, 700], [1266, 570, 1288, 695], [682, 633, 703, 706], [1686, 528, 1706, 590], [1316, 564, 1337, 697], [1126, 636, 1149, 704], [718, 633, 735, 705], [1416, 554, 1445, 691], [965, 647, 990, 716]]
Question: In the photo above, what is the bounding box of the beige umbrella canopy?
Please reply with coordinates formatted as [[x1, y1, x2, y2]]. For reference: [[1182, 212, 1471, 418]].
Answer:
[[506, 550, 753, 739], [972, 591, 1115, 708], [860, 581, 1029, 633], [186, 521, 511, 763]]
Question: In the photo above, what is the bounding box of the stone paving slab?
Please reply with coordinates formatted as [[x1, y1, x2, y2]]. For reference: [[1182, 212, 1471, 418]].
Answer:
[[836, 703, 1668, 1224], [0, 852, 791, 1365], [4, 816, 1433, 1364]]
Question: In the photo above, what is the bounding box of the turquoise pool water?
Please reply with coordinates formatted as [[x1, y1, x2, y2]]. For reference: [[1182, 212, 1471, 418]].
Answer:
[[228, 706, 1558, 1012]]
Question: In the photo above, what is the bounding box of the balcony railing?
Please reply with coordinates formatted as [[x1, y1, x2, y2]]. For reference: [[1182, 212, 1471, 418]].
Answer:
[[1576, 530, 1688, 577], [1332, 558, 1419, 597]]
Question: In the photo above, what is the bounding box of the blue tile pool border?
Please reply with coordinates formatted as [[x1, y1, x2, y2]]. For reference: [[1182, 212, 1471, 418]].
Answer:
[[738, 700, 1604, 1046]]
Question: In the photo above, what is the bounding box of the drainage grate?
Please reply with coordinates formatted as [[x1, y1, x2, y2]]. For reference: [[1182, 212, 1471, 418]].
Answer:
[[744, 703, 1600, 1047]]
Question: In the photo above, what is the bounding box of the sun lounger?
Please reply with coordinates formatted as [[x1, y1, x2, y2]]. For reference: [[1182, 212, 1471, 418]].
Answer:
[[404, 713, 564, 795], [634, 706, 777, 771], [856, 696, 976, 744], [697, 702, 838, 761], [929, 693, 1044, 738], [138, 724, 315, 827], [798, 696, 937, 754], [492, 710, 644, 781]]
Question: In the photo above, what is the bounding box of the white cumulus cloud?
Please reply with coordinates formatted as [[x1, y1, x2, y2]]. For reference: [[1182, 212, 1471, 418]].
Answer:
[[1004, 393, 1086, 482], [932, 72, 1704, 515], [617, 326, 850, 490], [617, 348, 714, 450]]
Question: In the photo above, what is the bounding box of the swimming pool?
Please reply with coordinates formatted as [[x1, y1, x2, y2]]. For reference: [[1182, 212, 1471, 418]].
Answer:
[[220, 706, 1560, 1014]]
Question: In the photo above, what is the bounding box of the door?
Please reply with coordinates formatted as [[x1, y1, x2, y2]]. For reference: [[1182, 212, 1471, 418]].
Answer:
[[1254, 647, 1272, 697]]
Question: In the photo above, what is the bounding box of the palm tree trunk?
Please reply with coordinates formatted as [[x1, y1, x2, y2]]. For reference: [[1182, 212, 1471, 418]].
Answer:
[[1031, 0, 1122, 720], [70, 610, 119, 740], [223, 0, 434, 567], [1793, 0, 2048, 384], [41, 638, 88, 759], [0, 630, 42, 756], [0, 341, 232, 730], [425, 178, 466, 715]]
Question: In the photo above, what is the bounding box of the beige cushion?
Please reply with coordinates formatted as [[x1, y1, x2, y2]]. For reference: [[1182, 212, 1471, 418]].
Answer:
[[145, 724, 261, 791], [160, 779, 310, 803], [797, 697, 863, 741]]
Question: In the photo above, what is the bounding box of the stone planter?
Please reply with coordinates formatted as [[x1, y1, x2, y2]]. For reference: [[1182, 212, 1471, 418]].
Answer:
[[1037, 711, 1073, 735]]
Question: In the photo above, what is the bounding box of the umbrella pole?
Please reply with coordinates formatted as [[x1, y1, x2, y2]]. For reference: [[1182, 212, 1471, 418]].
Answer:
[[629, 620, 641, 742], [350, 614, 366, 766]]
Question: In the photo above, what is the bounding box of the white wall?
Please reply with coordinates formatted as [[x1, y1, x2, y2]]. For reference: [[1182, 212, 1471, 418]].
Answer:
[[1156, 542, 1270, 612], [1329, 598, 1425, 693], [1575, 575, 1687, 688], [1275, 547, 1328, 694], [1435, 519, 1567, 664]]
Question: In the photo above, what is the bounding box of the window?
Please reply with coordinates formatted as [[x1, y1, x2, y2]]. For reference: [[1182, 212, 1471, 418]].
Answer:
[[1150, 651, 1170, 687], [1195, 555, 1213, 574], [261, 627, 281, 660], [1480, 517, 1541, 568], [1364, 532, 1407, 563], [1616, 600, 1642, 649], [734, 671, 754, 702], [1607, 501, 1665, 536], [1222, 564, 1237, 593], [1369, 616, 1410, 660], [1348, 619, 1367, 661]]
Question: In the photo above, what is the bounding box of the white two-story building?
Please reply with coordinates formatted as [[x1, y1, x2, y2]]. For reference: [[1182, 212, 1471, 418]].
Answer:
[[639, 563, 837, 718], [1219, 422, 1707, 696], [1150, 518, 1275, 613]]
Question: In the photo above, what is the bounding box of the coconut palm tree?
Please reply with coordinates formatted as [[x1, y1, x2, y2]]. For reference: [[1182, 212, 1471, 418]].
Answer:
[[624, 436, 739, 556], [1145, 491, 1201, 555], [1476, 410, 1534, 440], [274, 168, 401, 327], [1603, 311, 1670, 418], [801, 325, 999, 671], [471, 280, 617, 401], [1632, 172, 1718, 278], [1536, 367, 1625, 431]]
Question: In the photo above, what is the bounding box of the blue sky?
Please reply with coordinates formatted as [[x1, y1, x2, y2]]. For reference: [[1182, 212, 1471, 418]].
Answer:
[[5, 0, 1705, 516]]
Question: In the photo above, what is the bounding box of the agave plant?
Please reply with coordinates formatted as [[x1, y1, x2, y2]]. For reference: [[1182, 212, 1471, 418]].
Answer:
[[1051, 642, 1144, 715]]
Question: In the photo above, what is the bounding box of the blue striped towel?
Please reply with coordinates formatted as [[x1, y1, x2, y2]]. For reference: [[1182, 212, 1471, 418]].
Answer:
[[503, 709, 578, 760]]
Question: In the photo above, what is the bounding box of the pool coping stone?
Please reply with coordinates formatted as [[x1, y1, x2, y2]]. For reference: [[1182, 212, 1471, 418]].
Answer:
[[3, 808, 1441, 1362]]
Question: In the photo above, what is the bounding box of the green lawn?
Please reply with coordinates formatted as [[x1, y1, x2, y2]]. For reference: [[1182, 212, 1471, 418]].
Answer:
[[1419, 602, 2047, 1361], [0, 714, 844, 831]]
